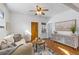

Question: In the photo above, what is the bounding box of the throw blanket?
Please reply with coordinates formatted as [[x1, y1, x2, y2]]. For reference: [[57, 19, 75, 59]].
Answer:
[[0, 44, 23, 55]]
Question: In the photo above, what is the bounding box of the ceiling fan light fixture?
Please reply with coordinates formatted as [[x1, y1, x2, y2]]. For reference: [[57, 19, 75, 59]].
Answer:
[[36, 11, 42, 15], [30, 5, 48, 15]]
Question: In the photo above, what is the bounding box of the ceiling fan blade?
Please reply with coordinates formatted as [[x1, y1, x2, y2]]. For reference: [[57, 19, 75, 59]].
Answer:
[[29, 10, 36, 12], [42, 12, 45, 15], [42, 9, 48, 11], [35, 13, 37, 15]]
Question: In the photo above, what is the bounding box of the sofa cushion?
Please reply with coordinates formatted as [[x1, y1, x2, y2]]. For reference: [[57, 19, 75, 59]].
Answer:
[[0, 40, 8, 49], [13, 34, 22, 42], [4, 34, 14, 46], [0, 34, 14, 50]]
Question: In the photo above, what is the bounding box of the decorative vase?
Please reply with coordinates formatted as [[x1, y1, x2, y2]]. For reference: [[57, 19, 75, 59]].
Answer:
[[71, 32, 76, 36]]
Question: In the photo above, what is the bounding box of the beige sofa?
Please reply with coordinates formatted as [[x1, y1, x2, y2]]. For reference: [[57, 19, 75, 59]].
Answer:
[[0, 34, 34, 55]]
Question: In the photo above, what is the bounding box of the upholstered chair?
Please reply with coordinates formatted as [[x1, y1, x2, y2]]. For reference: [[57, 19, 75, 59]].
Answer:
[[23, 33, 31, 43]]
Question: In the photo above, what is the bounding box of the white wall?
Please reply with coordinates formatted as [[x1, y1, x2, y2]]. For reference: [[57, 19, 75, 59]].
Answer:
[[8, 4, 79, 38], [47, 9, 79, 37], [10, 12, 48, 38], [10, 8, 79, 38], [0, 4, 11, 38]]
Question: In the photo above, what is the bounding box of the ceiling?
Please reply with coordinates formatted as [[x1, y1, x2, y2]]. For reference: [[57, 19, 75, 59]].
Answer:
[[5, 3, 71, 18]]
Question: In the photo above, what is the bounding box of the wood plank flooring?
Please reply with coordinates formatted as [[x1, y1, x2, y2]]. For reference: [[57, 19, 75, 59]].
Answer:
[[45, 39, 79, 55]]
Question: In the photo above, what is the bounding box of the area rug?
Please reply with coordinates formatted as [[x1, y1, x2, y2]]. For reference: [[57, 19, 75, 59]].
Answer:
[[34, 47, 56, 55]]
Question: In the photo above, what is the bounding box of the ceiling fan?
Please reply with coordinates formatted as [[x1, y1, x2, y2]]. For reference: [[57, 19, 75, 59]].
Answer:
[[30, 5, 48, 15]]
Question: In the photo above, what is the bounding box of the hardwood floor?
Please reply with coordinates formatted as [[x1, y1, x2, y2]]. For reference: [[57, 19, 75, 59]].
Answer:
[[45, 39, 79, 55]]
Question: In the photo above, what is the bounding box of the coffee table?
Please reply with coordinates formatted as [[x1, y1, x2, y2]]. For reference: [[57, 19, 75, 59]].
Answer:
[[35, 40, 45, 52]]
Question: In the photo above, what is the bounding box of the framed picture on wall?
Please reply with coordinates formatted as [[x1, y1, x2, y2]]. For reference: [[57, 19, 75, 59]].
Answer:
[[41, 23, 46, 33], [55, 19, 76, 31]]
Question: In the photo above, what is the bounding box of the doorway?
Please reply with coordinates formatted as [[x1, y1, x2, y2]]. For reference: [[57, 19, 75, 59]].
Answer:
[[31, 22, 38, 41]]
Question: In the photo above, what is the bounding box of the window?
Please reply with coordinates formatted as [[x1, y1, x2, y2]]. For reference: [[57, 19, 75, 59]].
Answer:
[[0, 10, 4, 19], [0, 9, 4, 28]]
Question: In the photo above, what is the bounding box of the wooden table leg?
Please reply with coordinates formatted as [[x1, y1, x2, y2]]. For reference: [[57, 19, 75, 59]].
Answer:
[[36, 44, 37, 52], [44, 42, 45, 50]]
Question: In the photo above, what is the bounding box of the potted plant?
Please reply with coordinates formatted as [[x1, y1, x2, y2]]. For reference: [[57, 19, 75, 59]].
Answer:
[[70, 20, 76, 35]]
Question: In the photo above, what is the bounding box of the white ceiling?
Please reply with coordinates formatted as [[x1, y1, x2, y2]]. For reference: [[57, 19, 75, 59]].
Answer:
[[73, 3, 79, 8], [63, 3, 79, 12], [5, 3, 71, 18]]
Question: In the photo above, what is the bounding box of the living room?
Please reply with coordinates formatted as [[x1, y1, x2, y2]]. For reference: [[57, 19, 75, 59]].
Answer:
[[0, 3, 79, 55]]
